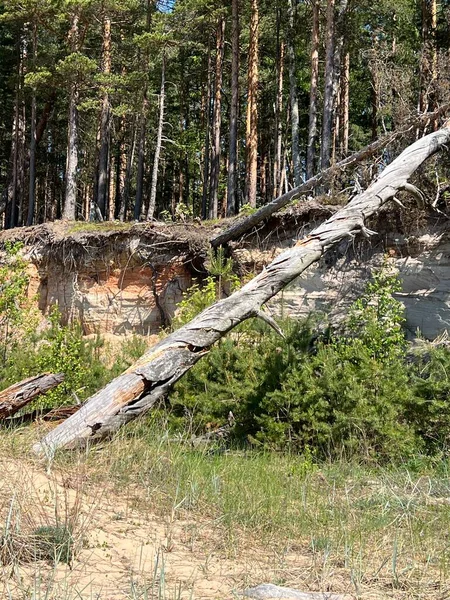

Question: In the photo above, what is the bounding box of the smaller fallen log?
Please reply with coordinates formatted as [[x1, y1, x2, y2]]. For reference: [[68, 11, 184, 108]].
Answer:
[[0, 373, 65, 419], [243, 583, 348, 600]]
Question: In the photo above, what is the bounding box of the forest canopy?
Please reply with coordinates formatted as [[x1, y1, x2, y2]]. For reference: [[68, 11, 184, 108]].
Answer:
[[0, 0, 448, 227]]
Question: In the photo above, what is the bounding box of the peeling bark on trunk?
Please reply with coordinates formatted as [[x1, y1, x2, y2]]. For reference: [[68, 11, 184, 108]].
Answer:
[[0, 373, 64, 419], [34, 123, 450, 455]]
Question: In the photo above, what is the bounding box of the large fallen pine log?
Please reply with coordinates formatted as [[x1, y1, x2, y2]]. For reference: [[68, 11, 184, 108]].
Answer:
[[34, 122, 450, 455], [0, 373, 65, 419], [210, 107, 449, 248]]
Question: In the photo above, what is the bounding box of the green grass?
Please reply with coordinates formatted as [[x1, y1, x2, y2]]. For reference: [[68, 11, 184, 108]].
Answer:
[[67, 220, 135, 234]]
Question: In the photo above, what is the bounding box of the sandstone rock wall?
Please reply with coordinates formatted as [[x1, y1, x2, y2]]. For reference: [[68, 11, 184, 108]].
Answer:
[[1, 206, 449, 340]]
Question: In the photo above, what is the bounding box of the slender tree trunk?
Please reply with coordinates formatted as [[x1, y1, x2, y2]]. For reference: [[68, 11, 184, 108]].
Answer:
[[27, 21, 38, 226], [63, 11, 80, 220], [246, 0, 259, 207], [370, 49, 379, 141], [321, 0, 336, 170], [147, 54, 166, 220], [227, 0, 240, 216], [134, 1, 153, 220], [286, 0, 301, 187], [34, 123, 450, 453], [273, 7, 284, 198], [96, 14, 112, 219], [306, 0, 320, 180], [339, 51, 350, 156], [201, 38, 213, 219], [119, 120, 136, 221], [209, 17, 225, 219]]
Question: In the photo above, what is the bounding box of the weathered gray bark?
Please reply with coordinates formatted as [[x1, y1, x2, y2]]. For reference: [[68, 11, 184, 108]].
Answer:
[[0, 373, 64, 419], [34, 123, 450, 455]]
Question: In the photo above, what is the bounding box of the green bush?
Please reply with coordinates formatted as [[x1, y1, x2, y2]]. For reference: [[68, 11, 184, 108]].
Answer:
[[167, 263, 450, 461]]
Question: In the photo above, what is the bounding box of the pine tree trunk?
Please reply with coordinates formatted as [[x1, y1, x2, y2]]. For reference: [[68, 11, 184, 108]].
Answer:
[[246, 0, 259, 207], [34, 122, 450, 453], [119, 119, 136, 221], [287, 0, 301, 187], [227, 0, 240, 216], [339, 51, 350, 156], [27, 21, 38, 226], [201, 37, 213, 220], [320, 0, 336, 170], [147, 54, 166, 220], [306, 0, 320, 180], [134, 1, 152, 221], [96, 14, 112, 219], [63, 11, 80, 221], [209, 17, 225, 219], [273, 7, 284, 198]]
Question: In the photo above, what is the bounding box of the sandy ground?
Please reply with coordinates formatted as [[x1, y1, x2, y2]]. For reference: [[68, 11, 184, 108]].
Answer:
[[0, 458, 355, 600]]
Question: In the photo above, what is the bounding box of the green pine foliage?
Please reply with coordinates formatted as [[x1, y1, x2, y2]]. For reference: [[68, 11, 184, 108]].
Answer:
[[167, 263, 450, 461]]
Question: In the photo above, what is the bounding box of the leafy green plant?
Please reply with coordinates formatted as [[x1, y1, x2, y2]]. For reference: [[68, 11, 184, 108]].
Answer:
[[0, 242, 39, 360]]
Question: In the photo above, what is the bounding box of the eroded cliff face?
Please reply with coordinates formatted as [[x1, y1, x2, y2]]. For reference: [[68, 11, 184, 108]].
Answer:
[[3, 223, 207, 335], [230, 201, 450, 340], [0, 202, 449, 340]]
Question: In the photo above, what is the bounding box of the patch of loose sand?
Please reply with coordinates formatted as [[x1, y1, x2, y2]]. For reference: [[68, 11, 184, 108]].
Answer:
[[0, 458, 356, 600]]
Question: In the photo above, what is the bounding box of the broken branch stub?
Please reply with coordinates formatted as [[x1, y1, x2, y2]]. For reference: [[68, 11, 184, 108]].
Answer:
[[0, 373, 65, 419], [34, 124, 450, 455]]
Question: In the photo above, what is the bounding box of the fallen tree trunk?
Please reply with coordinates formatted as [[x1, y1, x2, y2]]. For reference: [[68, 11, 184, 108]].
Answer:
[[34, 123, 450, 455], [0, 373, 65, 419], [210, 107, 449, 248]]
